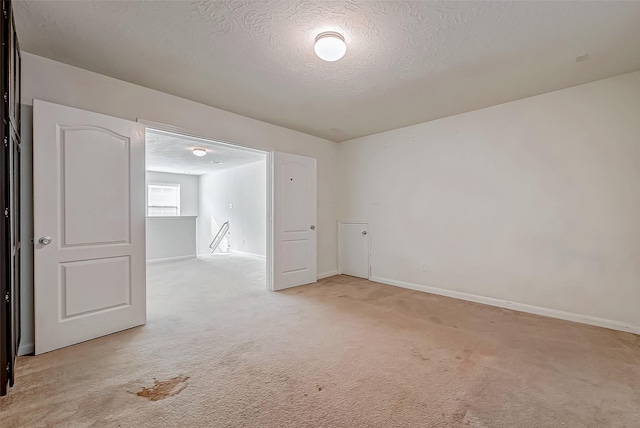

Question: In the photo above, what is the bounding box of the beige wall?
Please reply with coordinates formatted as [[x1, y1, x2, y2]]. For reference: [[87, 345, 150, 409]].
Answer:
[[20, 52, 640, 353], [339, 71, 640, 333]]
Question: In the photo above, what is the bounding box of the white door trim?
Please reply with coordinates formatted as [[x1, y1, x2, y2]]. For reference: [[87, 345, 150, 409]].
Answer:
[[137, 120, 266, 154], [267, 151, 274, 291]]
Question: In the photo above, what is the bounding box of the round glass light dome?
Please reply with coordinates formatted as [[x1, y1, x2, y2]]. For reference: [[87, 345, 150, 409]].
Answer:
[[192, 148, 207, 157], [314, 32, 346, 62]]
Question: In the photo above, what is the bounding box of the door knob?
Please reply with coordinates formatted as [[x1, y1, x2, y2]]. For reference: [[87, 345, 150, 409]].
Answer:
[[362, 231, 367, 235], [39, 236, 52, 245], [310, 225, 316, 230]]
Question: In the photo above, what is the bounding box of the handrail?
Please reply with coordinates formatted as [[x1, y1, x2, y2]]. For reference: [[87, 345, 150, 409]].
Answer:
[[209, 221, 229, 253]]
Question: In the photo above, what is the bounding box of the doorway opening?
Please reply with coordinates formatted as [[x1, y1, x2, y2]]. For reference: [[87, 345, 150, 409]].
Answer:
[[31, 101, 318, 356], [144, 128, 270, 298]]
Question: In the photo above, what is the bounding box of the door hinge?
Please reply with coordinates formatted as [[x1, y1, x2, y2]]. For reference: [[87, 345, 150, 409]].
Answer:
[[3, 137, 6, 147], [4, 292, 9, 303], [3, 93, 7, 103], [4, 208, 8, 218], [6, 364, 10, 372]]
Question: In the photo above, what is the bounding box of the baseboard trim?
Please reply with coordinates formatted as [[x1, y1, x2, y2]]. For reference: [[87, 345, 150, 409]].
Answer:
[[146, 255, 196, 264], [230, 250, 266, 259], [370, 276, 640, 335], [318, 270, 339, 280], [18, 342, 34, 356]]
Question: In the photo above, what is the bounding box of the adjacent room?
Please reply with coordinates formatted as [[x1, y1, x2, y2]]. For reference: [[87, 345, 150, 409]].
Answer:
[[144, 129, 268, 316], [146, 128, 266, 273], [1, 1, 640, 427]]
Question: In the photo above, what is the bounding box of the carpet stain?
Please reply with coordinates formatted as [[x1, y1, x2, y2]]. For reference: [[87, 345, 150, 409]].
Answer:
[[430, 316, 443, 325], [476, 343, 496, 357], [458, 355, 476, 377], [135, 375, 190, 401], [451, 405, 470, 425], [411, 346, 430, 361]]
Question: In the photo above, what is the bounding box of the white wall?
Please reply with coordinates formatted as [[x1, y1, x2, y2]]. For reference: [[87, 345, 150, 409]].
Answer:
[[198, 160, 267, 256], [145, 171, 199, 261], [339, 70, 640, 333], [146, 217, 197, 262], [146, 171, 199, 216], [20, 53, 339, 354]]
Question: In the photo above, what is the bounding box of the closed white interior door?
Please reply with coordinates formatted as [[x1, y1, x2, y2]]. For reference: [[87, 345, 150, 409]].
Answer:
[[339, 222, 370, 279], [273, 152, 317, 290], [33, 100, 146, 355]]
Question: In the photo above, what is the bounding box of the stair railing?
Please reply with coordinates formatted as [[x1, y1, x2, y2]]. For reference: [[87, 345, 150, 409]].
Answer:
[[209, 221, 229, 253]]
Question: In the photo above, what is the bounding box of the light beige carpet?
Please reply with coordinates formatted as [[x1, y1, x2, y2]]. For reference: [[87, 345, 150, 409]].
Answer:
[[1, 254, 639, 427]]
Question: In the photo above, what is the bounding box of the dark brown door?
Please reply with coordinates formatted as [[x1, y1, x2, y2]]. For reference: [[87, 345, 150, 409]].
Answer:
[[1, 0, 21, 396]]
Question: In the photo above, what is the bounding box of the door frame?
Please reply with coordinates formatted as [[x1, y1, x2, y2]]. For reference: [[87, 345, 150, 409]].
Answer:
[[338, 220, 370, 279], [138, 120, 275, 291]]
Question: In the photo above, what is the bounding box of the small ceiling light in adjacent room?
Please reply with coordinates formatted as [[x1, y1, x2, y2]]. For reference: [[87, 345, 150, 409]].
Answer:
[[314, 32, 346, 62], [192, 148, 207, 157]]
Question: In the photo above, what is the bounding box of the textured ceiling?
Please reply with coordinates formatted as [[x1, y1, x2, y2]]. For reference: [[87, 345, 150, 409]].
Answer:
[[146, 130, 265, 175], [14, 1, 640, 142]]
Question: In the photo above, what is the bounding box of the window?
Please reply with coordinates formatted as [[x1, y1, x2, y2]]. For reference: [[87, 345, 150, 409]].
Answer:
[[147, 183, 180, 216]]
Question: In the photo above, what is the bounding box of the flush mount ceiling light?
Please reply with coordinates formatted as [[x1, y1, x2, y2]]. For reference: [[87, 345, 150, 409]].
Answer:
[[314, 32, 346, 62], [192, 148, 207, 157]]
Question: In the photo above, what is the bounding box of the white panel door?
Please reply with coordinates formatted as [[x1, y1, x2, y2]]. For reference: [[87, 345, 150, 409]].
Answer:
[[33, 100, 146, 354], [339, 222, 370, 279], [273, 152, 317, 290]]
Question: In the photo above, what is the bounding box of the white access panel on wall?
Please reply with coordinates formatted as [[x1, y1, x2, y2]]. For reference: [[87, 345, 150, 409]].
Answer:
[[339, 221, 370, 279], [33, 100, 146, 354]]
